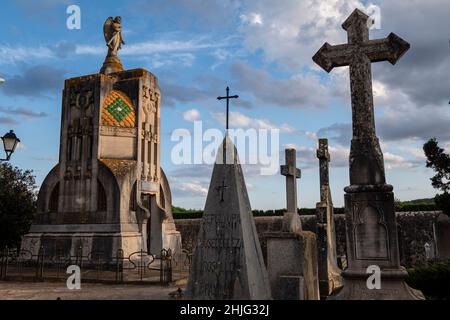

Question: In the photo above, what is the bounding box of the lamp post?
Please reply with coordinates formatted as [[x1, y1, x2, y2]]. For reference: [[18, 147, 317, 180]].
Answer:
[[0, 76, 21, 161], [1, 130, 20, 161]]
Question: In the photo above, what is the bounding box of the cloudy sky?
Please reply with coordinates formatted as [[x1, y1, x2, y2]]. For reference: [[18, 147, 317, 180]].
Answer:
[[0, 0, 449, 210]]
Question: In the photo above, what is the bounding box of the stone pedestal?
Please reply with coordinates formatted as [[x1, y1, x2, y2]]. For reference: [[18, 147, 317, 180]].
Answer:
[[434, 213, 450, 260], [329, 187, 424, 300], [100, 53, 124, 75], [266, 231, 319, 300]]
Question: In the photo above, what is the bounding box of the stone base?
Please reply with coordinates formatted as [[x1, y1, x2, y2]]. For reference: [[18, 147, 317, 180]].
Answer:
[[20, 230, 144, 262], [163, 230, 182, 256], [266, 231, 320, 300], [100, 53, 124, 74], [278, 275, 305, 300], [328, 269, 425, 300], [319, 268, 343, 299]]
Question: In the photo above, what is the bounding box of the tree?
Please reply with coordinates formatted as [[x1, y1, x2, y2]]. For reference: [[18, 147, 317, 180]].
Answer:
[[423, 138, 450, 217], [0, 162, 37, 248]]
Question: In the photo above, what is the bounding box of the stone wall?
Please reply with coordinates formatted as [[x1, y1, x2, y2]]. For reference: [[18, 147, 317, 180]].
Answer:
[[175, 211, 441, 268]]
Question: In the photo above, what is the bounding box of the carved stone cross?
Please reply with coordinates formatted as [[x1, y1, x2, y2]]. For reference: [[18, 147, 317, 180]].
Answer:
[[317, 138, 330, 203], [313, 8, 409, 186], [312, 9, 423, 300], [281, 149, 301, 214]]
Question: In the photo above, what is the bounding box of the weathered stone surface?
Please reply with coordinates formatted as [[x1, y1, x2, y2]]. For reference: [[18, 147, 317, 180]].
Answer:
[[313, 9, 423, 300], [266, 231, 319, 300], [186, 136, 271, 300], [315, 139, 343, 298], [176, 212, 441, 268], [434, 213, 450, 259]]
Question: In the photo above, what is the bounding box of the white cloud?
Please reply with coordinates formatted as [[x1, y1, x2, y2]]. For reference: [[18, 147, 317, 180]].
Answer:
[[240, 13, 263, 26], [238, 0, 364, 69], [183, 108, 201, 122], [211, 110, 297, 133], [0, 35, 229, 65], [173, 181, 208, 197], [0, 45, 53, 64]]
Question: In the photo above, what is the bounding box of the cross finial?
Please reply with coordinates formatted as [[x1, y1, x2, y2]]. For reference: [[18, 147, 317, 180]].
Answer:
[[217, 86, 239, 131], [317, 138, 330, 161]]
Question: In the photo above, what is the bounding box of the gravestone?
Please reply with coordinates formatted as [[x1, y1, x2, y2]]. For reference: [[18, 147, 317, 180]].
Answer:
[[265, 148, 319, 300], [21, 17, 181, 261], [313, 9, 424, 299], [315, 139, 343, 298], [280, 149, 302, 233], [186, 136, 271, 300], [434, 213, 450, 260]]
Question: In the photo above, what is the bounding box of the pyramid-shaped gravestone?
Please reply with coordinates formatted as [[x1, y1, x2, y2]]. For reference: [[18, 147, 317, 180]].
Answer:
[[186, 136, 272, 300]]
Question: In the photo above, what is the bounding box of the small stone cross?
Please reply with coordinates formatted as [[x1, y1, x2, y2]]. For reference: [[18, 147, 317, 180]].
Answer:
[[280, 149, 301, 214]]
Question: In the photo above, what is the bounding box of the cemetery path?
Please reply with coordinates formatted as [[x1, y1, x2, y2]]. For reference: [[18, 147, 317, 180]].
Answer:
[[0, 281, 186, 300]]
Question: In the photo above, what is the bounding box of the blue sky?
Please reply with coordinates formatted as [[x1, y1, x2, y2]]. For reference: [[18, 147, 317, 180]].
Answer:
[[1, 0, 449, 210]]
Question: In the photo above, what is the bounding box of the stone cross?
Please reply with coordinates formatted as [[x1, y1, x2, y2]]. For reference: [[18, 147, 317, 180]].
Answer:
[[317, 139, 330, 203], [313, 9, 409, 186], [313, 9, 423, 300], [315, 138, 342, 297], [281, 149, 301, 214], [217, 87, 239, 130]]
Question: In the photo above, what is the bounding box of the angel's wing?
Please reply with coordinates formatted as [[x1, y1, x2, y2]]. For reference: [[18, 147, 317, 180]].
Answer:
[[103, 17, 114, 44]]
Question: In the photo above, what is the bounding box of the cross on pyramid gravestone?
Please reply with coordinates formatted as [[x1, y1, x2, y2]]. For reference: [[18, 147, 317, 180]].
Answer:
[[313, 8, 424, 300], [315, 139, 343, 298], [186, 135, 271, 300]]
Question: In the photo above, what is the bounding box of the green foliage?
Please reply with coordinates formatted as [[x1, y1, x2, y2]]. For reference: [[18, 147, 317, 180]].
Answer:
[[424, 138, 450, 192], [407, 261, 450, 300], [423, 138, 450, 216], [172, 206, 203, 219], [171, 206, 347, 219], [0, 163, 37, 248]]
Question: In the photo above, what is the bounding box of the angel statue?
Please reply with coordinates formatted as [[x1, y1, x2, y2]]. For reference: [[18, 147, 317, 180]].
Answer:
[[104, 16, 125, 57]]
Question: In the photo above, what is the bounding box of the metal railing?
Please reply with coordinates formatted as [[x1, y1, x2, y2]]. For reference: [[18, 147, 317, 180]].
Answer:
[[0, 246, 192, 285]]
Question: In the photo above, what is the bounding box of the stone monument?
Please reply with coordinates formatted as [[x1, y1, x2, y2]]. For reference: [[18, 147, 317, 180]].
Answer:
[[265, 148, 319, 300], [186, 88, 271, 300], [186, 135, 271, 300], [315, 139, 343, 298], [313, 8, 424, 299], [21, 17, 181, 261]]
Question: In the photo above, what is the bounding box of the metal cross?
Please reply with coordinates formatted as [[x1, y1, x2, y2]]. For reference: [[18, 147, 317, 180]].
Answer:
[[216, 180, 229, 202], [217, 86, 239, 130]]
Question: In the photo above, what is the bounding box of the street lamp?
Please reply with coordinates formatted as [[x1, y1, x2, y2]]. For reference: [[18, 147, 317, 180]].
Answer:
[[1, 130, 20, 161]]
